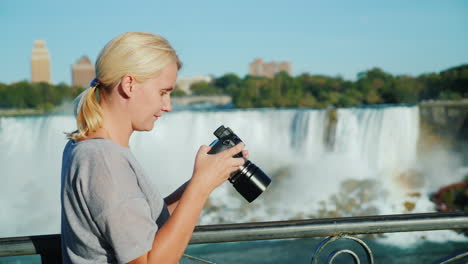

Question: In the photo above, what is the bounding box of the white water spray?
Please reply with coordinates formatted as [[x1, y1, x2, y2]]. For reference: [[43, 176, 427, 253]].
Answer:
[[0, 107, 466, 244]]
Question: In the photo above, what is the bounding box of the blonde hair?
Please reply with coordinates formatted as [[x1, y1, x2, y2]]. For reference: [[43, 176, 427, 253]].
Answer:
[[67, 32, 182, 141]]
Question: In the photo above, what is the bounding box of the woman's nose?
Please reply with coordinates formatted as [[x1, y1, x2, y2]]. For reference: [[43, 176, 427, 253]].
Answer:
[[162, 96, 172, 112]]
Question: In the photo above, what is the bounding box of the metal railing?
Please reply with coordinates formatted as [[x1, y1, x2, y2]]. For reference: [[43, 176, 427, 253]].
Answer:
[[1, 212, 468, 263]]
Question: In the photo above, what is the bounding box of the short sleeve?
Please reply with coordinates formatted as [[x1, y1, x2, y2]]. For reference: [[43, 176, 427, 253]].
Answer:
[[95, 198, 157, 263], [77, 146, 158, 263]]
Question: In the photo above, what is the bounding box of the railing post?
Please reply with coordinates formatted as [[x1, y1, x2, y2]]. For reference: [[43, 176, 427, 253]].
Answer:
[[31, 235, 61, 263]]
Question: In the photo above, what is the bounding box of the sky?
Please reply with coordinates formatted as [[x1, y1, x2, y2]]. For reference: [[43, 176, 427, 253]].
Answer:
[[1, 0, 467, 85]]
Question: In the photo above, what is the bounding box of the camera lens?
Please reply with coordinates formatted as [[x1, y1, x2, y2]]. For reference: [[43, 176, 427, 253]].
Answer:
[[230, 160, 271, 203], [209, 125, 272, 203]]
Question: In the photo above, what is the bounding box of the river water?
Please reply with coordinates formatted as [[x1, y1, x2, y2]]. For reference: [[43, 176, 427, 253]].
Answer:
[[0, 106, 467, 263]]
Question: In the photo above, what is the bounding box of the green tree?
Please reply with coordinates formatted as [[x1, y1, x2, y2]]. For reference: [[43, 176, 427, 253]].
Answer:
[[365, 89, 383, 104], [8, 81, 37, 108], [0, 81, 78, 111], [392, 76, 423, 104], [0, 83, 8, 108], [213, 73, 242, 93], [440, 64, 468, 98], [190, 81, 219, 95], [5, 64, 467, 111], [233, 79, 259, 108], [298, 92, 318, 107], [419, 73, 442, 100], [172, 86, 187, 97]]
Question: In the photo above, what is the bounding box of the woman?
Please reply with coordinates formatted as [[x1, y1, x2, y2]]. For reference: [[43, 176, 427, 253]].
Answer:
[[61, 32, 246, 264]]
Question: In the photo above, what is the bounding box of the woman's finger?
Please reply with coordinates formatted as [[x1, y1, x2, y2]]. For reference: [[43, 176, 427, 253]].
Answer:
[[231, 157, 246, 167], [223, 142, 245, 158], [198, 145, 211, 154], [226, 166, 241, 176]]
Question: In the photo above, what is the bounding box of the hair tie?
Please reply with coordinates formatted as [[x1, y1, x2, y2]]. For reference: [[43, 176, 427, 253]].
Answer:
[[90, 78, 100, 87]]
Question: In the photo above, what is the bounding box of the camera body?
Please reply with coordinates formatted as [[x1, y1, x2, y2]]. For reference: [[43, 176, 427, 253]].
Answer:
[[208, 125, 271, 202]]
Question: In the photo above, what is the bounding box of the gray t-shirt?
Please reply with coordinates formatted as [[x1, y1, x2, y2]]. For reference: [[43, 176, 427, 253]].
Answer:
[[61, 138, 170, 264]]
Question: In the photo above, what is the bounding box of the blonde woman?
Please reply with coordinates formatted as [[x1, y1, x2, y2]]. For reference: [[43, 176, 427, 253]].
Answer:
[[61, 32, 246, 264]]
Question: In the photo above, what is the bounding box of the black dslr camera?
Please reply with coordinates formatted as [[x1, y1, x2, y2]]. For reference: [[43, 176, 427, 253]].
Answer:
[[208, 125, 271, 202]]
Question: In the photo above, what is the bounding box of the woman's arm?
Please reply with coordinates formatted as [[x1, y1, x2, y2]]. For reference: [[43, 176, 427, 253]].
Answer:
[[128, 143, 246, 264], [164, 150, 248, 214], [164, 181, 189, 214]]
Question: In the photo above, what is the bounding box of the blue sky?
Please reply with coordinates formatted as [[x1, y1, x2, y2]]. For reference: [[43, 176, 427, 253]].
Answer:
[[1, 0, 467, 84]]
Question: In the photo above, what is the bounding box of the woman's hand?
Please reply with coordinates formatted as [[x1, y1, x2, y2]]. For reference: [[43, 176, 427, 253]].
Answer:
[[131, 143, 248, 264], [191, 142, 246, 195]]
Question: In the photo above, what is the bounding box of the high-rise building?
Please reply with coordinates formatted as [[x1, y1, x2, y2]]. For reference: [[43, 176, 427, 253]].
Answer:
[[249, 58, 264, 76], [248, 58, 292, 78], [31, 40, 51, 83], [262, 62, 277, 78], [72, 56, 95, 87]]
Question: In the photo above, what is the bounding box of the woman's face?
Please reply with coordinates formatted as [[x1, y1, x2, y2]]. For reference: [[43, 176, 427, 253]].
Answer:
[[129, 63, 178, 131]]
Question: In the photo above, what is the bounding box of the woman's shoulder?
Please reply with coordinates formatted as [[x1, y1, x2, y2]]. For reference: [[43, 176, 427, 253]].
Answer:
[[63, 138, 141, 189], [67, 138, 132, 162]]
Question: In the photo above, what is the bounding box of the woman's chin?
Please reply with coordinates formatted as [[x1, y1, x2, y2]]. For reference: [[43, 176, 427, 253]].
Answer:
[[134, 121, 156, 132], [145, 123, 156, 131]]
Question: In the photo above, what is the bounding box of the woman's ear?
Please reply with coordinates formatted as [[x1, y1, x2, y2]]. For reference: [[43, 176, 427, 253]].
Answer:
[[120, 74, 135, 98]]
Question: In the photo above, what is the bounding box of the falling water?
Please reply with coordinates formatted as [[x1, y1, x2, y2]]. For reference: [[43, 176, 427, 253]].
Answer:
[[0, 106, 466, 245]]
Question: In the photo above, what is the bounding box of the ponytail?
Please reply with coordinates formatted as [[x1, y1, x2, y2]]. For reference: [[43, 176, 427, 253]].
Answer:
[[66, 81, 103, 141]]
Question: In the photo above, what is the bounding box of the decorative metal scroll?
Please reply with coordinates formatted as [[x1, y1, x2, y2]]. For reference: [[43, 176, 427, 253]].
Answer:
[[310, 235, 374, 264], [433, 250, 468, 264], [182, 253, 217, 264]]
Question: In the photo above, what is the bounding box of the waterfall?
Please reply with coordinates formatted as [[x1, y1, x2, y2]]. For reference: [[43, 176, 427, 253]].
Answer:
[[1, 106, 465, 243], [334, 107, 419, 172]]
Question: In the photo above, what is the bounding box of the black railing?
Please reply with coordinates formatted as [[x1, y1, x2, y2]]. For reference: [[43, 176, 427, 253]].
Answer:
[[1, 212, 468, 263]]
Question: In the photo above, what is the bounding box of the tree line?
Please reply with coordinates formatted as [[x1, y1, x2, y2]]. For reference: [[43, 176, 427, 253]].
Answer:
[[183, 64, 468, 108], [0, 64, 466, 111], [0, 81, 85, 111]]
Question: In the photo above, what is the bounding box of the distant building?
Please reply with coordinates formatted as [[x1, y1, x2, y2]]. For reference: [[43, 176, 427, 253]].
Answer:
[[176, 75, 212, 94], [262, 62, 277, 78], [248, 58, 292, 78], [72, 56, 95, 87], [31, 40, 51, 83], [278, 62, 292, 74], [249, 58, 264, 76]]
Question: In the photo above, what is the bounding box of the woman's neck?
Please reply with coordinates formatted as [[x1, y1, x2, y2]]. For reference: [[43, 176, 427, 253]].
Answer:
[[88, 124, 132, 148], [86, 96, 133, 148]]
